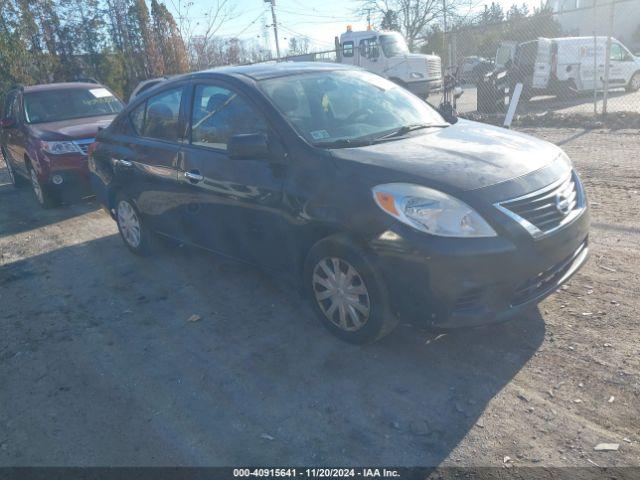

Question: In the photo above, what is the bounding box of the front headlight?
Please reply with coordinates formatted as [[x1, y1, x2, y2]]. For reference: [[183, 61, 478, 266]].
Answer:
[[40, 141, 81, 155], [409, 72, 424, 79], [372, 183, 497, 238]]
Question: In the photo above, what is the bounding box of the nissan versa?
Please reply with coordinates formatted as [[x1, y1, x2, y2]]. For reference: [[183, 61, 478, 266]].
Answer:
[[89, 63, 589, 343]]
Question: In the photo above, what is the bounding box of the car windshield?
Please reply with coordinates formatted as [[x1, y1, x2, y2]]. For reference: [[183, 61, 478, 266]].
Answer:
[[23, 88, 123, 124], [259, 70, 447, 147], [379, 34, 409, 57]]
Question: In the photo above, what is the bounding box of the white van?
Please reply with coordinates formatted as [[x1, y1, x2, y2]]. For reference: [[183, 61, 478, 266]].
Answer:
[[495, 37, 640, 98], [336, 28, 442, 97]]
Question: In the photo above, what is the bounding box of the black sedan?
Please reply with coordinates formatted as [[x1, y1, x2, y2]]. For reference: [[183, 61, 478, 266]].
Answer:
[[89, 62, 589, 343]]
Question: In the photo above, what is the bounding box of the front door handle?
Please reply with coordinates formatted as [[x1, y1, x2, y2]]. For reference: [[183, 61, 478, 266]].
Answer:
[[184, 170, 204, 183]]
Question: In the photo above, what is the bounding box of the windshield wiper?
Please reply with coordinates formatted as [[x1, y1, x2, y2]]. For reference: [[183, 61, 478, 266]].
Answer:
[[374, 123, 448, 141], [314, 138, 374, 149]]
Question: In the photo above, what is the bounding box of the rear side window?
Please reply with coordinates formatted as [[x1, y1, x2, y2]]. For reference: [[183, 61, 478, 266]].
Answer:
[[3, 91, 17, 118], [343, 41, 354, 57], [129, 87, 184, 142], [190, 84, 267, 150], [130, 102, 146, 135]]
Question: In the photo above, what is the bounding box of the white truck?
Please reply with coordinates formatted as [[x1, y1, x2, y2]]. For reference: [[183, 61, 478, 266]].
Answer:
[[495, 36, 640, 99], [335, 28, 443, 97]]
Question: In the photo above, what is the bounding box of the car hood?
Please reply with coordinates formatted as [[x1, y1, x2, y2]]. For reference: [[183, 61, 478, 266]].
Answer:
[[330, 119, 564, 192], [28, 115, 116, 140]]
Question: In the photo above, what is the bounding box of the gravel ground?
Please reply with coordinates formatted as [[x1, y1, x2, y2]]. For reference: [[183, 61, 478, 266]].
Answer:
[[0, 126, 638, 467]]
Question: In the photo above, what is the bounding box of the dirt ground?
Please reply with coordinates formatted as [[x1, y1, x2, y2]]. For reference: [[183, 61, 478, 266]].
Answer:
[[0, 126, 639, 467]]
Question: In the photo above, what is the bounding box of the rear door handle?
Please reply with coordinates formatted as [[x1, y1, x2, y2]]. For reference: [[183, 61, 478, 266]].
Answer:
[[184, 170, 204, 183], [112, 158, 133, 168]]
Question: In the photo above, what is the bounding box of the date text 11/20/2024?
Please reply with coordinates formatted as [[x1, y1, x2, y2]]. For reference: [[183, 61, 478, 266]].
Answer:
[[233, 468, 401, 478]]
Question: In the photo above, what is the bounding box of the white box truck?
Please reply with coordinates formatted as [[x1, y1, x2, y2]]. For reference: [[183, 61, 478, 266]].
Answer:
[[335, 28, 443, 97], [495, 36, 640, 99]]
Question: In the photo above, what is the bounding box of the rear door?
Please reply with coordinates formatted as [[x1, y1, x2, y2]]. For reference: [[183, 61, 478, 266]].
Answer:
[[532, 38, 553, 89], [116, 84, 188, 237], [176, 80, 288, 270]]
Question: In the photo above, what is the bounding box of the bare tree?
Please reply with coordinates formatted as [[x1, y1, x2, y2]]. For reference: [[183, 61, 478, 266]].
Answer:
[[359, 0, 471, 50], [167, 0, 238, 69]]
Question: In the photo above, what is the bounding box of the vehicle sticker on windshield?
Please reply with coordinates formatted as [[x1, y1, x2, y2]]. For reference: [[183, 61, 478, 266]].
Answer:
[[89, 88, 112, 98], [310, 130, 330, 140]]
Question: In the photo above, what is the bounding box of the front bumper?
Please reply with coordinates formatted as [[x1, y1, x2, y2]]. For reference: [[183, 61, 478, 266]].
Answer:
[[368, 206, 590, 328], [406, 78, 443, 97]]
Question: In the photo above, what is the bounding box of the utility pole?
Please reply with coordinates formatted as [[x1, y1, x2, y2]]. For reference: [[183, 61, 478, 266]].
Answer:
[[264, 0, 281, 60], [442, 0, 447, 68]]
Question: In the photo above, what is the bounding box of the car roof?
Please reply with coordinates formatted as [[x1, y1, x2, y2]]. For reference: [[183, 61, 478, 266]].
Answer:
[[22, 82, 106, 93], [191, 62, 357, 81]]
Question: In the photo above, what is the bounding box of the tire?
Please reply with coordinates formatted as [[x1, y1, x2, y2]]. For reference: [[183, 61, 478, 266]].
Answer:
[[304, 236, 398, 344], [114, 193, 154, 256], [28, 165, 57, 208], [626, 71, 640, 92], [557, 79, 577, 100], [2, 149, 24, 188]]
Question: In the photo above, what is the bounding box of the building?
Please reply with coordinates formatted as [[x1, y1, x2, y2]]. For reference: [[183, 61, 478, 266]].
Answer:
[[550, 0, 640, 52]]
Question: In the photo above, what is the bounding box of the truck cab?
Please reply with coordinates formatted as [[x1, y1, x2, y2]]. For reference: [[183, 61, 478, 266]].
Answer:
[[337, 28, 442, 97]]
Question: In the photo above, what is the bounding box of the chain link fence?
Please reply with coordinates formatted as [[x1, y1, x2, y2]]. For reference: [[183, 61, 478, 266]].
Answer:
[[427, 0, 640, 127]]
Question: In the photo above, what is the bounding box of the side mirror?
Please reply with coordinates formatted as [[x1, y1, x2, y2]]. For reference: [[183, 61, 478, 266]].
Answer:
[[227, 133, 270, 160], [1, 118, 16, 129]]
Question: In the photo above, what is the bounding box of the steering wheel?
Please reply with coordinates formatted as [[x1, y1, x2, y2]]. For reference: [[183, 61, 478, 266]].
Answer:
[[345, 107, 374, 123]]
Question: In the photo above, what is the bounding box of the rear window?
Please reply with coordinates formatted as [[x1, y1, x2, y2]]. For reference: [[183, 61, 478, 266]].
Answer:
[[23, 88, 122, 124]]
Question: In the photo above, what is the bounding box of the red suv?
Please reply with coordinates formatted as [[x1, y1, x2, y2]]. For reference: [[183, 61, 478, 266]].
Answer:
[[1, 82, 123, 207]]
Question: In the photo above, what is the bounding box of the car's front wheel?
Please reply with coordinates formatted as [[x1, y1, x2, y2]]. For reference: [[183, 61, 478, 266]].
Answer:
[[304, 237, 398, 344], [2, 150, 23, 187], [115, 195, 153, 255], [29, 166, 56, 207]]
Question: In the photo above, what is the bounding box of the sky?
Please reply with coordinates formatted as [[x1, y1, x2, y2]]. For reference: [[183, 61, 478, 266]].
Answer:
[[167, 0, 539, 53]]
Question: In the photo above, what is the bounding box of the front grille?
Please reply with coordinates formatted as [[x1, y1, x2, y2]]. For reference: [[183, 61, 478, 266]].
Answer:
[[511, 240, 588, 306], [73, 138, 95, 156], [427, 58, 442, 78], [496, 171, 584, 238]]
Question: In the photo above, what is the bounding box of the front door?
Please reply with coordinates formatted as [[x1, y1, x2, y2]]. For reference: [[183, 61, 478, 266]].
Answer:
[[358, 37, 381, 74], [177, 82, 288, 271]]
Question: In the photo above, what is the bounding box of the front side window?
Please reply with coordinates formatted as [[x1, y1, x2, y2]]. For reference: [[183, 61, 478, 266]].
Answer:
[[359, 38, 379, 58], [260, 70, 447, 147], [23, 88, 122, 124], [190, 84, 267, 150], [610, 43, 624, 61], [141, 87, 184, 142]]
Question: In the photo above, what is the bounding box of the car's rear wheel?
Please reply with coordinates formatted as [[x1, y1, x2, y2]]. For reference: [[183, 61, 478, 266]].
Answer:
[[304, 238, 398, 344], [29, 166, 56, 207], [115, 194, 153, 255], [627, 71, 640, 92]]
